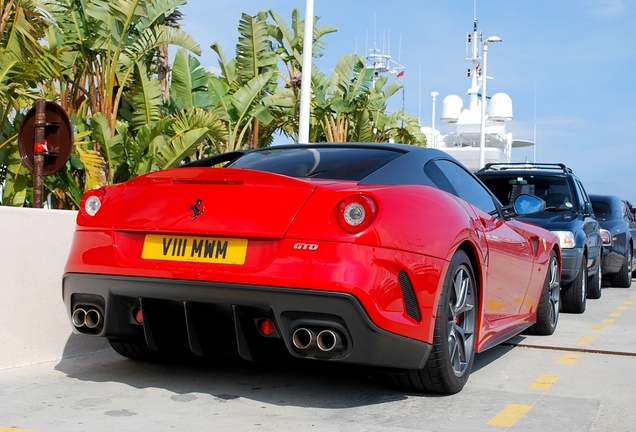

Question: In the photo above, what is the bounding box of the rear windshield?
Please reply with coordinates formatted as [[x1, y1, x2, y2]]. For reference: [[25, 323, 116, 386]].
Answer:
[[479, 174, 574, 209], [227, 147, 402, 181], [591, 201, 610, 220]]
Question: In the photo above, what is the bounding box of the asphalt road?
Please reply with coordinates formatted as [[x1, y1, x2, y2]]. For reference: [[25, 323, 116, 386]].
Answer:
[[1, 282, 635, 432]]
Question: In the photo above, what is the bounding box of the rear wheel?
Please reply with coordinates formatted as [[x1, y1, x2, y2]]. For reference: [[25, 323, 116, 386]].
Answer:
[[108, 339, 177, 363], [561, 258, 587, 313], [611, 248, 632, 288], [587, 261, 602, 299], [527, 251, 560, 335], [388, 250, 477, 394]]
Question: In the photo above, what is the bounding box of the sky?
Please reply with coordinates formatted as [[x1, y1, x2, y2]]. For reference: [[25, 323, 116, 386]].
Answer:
[[177, 0, 636, 205]]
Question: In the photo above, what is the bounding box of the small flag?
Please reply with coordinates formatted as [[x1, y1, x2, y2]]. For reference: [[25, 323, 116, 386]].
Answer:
[[396, 70, 405, 78]]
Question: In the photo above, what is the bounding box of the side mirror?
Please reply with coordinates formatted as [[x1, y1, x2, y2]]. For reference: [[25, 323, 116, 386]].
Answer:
[[501, 194, 546, 219], [584, 202, 593, 217], [513, 194, 546, 216]]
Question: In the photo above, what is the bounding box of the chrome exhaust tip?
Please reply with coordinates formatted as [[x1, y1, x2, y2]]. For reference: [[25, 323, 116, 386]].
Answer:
[[72, 308, 87, 328], [292, 327, 315, 350], [316, 329, 344, 352], [84, 309, 102, 329]]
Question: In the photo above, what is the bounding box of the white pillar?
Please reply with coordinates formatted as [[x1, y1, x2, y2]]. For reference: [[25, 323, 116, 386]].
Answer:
[[431, 92, 438, 147], [479, 43, 488, 169], [478, 36, 501, 169], [298, 0, 314, 144]]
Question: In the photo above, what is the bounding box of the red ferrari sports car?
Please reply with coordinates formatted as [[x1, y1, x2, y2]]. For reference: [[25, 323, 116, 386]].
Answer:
[[63, 143, 561, 394]]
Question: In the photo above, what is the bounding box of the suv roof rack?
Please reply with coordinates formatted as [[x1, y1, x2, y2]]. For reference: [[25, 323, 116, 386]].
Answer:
[[477, 162, 573, 174]]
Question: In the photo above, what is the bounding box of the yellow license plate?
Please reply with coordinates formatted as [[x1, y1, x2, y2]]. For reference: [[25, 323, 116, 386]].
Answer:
[[141, 234, 248, 265]]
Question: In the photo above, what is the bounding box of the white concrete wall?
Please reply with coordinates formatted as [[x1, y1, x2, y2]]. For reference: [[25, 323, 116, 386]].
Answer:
[[0, 207, 109, 370]]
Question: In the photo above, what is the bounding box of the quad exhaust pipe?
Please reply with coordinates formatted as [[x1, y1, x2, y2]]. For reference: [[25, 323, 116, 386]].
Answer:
[[291, 327, 346, 356], [292, 327, 315, 350], [72, 307, 103, 330], [316, 329, 344, 352]]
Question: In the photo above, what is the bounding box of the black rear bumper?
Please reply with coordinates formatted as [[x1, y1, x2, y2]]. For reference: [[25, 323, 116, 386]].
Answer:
[[62, 273, 431, 370]]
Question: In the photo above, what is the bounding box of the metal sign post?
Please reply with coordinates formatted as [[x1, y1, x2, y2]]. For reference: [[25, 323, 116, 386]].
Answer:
[[18, 99, 73, 208], [33, 99, 47, 208]]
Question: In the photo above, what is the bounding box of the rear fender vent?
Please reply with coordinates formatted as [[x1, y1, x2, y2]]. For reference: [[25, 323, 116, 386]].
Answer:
[[398, 271, 421, 322], [531, 237, 539, 256]]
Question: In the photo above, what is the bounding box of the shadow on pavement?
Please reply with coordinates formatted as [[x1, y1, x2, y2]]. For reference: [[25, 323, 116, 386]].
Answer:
[[55, 344, 415, 408], [54, 334, 517, 407]]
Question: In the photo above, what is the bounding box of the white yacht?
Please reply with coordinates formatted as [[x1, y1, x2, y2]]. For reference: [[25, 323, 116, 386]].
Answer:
[[422, 20, 534, 171]]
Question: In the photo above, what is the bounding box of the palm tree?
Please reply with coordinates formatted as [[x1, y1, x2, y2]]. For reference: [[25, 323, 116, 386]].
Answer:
[[206, 11, 279, 152], [311, 54, 426, 145], [0, 0, 55, 206], [39, 0, 202, 181], [264, 9, 337, 143]]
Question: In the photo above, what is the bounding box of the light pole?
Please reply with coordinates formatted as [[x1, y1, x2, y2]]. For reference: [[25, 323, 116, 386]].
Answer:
[[431, 92, 439, 147], [479, 36, 502, 169], [298, 0, 314, 144]]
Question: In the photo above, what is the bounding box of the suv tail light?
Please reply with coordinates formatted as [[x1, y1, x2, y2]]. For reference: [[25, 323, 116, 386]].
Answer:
[[336, 195, 378, 234], [600, 229, 611, 246]]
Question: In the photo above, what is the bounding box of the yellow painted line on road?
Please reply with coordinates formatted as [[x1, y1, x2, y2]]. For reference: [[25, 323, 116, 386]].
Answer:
[[577, 335, 595, 345], [529, 374, 561, 391], [0, 428, 38, 432], [610, 312, 622, 317], [602, 319, 616, 324], [487, 404, 532, 427], [557, 353, 581, 364], [617, 306, 628, 311], [624, 301, 634, 305], [590, 324, 605, 331]]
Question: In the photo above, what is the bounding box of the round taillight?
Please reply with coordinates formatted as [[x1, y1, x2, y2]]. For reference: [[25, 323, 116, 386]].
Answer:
[[84, 195, 102, 216], [337, 195, 378, 233]]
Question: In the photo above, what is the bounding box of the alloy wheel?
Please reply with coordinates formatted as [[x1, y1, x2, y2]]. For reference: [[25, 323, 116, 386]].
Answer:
[[447, 264, 476, 377], [548, 255, 560, 327]]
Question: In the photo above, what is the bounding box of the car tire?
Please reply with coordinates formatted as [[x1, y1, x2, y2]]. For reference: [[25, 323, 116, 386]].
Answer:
[[527, 251, 560, 335], [611, 248, 632, 288], [387, 250, 477, 394], [587, 262, 602, 299], [561, 258, 587, 313], [108, 339, 177, 363]]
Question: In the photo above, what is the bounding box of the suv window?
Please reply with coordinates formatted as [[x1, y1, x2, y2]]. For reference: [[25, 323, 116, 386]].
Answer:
[[622, 201, 632, 223], [479, 174, 574, 211], [573, 179, 588, 213]]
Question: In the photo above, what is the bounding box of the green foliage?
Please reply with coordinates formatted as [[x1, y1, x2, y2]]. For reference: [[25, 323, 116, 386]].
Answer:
[[171, 49, 213, 109], [0, 4, 424, 209]]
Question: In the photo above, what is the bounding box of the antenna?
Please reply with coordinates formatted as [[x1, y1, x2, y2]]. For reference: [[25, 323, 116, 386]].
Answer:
[[373, 13, 377, 50], [418, 65, 421, 122], [534, 81, 537, 162], [365, 15, 405, 83]]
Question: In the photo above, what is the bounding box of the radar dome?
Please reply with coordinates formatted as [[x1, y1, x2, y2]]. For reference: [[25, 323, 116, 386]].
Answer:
[[441, 94, 463, 123], [489, 93, 513, 121]]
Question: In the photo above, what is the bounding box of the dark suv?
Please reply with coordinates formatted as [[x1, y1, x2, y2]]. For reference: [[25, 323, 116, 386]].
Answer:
[[476, 163, 602, 313]]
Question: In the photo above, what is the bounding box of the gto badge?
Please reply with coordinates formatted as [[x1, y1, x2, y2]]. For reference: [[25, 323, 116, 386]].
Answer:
[[189, 199, 204, 220], [294, 243, 319, 250]]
